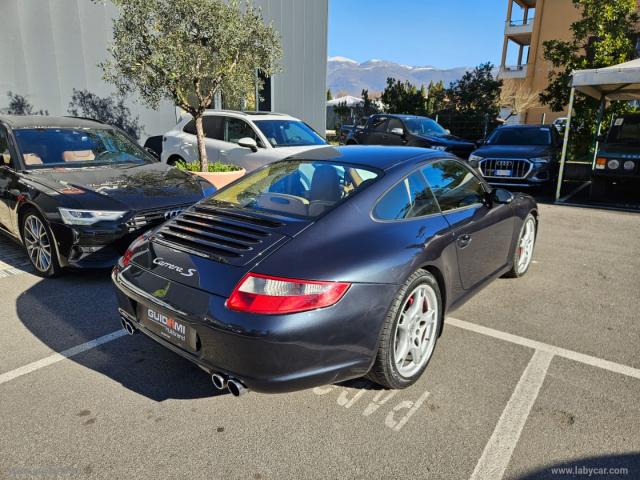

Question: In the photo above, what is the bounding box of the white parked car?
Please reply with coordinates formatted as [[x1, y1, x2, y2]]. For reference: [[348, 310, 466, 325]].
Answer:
[[161, 111, 329, 172]]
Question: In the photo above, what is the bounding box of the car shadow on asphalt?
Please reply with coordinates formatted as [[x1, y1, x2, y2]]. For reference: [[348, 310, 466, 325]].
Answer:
[[15, 269, 227, 401], [515, 453, 640, 479]]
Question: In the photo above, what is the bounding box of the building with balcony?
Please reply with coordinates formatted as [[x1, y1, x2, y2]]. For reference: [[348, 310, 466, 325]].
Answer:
[[498, 0, 582, 124]]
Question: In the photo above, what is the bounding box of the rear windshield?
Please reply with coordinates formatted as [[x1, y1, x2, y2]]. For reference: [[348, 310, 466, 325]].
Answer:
[[607, 116, 640, 144], [487, 127, 551, 146], [213, 160, 380, 218]]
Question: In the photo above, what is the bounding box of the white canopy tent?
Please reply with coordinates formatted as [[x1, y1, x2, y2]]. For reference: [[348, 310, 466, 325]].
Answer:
[[556, 58, 640, 200], [326, 95, 364, 107]]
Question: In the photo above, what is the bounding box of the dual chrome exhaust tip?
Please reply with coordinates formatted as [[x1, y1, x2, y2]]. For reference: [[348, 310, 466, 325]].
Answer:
[[119, 309, 137, 336], [211, 372, 248, 397], [117, 309, 247, 396]]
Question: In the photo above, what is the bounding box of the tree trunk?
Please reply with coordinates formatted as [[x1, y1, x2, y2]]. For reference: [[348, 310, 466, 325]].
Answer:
[[194, 115, 208, 172]]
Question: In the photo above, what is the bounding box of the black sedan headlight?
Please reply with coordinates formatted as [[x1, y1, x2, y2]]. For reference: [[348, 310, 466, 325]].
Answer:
[[58, 208, 127, 226]]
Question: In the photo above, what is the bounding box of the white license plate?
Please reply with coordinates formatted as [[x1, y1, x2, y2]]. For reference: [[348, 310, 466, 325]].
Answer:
[[495, 169, 512, 177]]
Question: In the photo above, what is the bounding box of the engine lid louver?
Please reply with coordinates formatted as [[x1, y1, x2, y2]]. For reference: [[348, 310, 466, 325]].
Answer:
[[152, 202, 305, 266]]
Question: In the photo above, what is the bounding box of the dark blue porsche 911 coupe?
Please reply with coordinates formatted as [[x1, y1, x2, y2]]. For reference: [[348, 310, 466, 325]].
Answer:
[[112, 146, 538, 395]]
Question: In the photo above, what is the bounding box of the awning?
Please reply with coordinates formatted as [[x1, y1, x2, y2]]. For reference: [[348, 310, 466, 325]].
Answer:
[[555, 58, 640, 200], [571, 58, 640, 101]]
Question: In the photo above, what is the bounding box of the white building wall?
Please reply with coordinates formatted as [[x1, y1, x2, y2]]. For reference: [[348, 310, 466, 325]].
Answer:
[[245, 0, 328, 133], [0, 0, 328, 139]]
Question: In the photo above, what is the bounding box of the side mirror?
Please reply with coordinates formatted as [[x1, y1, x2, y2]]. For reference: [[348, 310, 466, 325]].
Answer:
[[491, 188, 514, 205], [475, 139, 485, 147], [144, 147, 160, 160], [238, 137, 258, 152], [390, 127, 404, 137]]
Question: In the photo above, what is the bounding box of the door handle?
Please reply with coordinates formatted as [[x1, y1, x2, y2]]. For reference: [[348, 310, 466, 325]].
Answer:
[[457, 234, 472, 248]]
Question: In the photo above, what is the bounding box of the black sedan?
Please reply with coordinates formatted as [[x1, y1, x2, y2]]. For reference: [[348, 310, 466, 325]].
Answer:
[[0, 116, 214, 277], [469, 124, 563, 188], [112, 146, 538, 395], [346, 114, 476, 159]]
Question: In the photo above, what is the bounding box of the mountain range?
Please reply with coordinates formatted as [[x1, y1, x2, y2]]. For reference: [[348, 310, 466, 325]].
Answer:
[[327, 56, 470, 97]]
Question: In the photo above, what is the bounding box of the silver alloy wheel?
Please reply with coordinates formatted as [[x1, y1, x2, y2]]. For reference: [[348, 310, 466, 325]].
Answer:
[[23, 215, 52, 273], [516, 217, 536, 275], [393, 284, 439, 378]]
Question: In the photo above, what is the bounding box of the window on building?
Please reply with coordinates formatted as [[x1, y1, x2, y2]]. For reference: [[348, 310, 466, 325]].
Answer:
[[258, 71, 272, 111]]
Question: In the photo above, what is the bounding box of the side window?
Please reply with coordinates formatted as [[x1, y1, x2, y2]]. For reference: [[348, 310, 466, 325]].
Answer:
[[182, 117, 224, 140], [182, 120, 196, 135], [370, 117, 388, 132], [422, 160, 486, 211], [373, 172, 439, 221], [0, 127, 14, 167], [387, 118, 404, 132], [203, 116, 224, 140], [225, 118, 259, 145]]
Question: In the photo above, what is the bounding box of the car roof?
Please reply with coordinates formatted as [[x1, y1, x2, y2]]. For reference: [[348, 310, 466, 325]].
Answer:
[[372, 114, 433, 120], [497, 124, 552, 129], [285, 145, 449, 171], [201, 110, 299, 122], [0, 115, 110, 130]]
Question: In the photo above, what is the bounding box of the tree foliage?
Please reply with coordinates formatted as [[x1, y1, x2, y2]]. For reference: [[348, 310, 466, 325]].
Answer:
[[360, 89, 381, 117], [380, 78, 428, 116], [67, 89, 144, 140], [426, 81, 446, 117], [441, 63, 502, 140], [500, 79, 540, 121], [6, 92, 48, 116], [540, 0, 639, 157], [101, 0, 282, 171]]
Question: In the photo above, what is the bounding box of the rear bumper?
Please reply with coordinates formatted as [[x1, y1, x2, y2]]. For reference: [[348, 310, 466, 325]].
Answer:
[[112, 264, 397, 393]]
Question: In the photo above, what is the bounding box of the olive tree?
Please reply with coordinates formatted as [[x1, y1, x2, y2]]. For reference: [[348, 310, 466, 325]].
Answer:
[[101, 0, 282, 171]]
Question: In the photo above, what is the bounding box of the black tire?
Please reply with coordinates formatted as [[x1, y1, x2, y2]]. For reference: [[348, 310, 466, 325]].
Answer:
[[589, 177, 609, 201], [166, 155, 185, 167], [367, 269, 443, 389], [503, 213, 537, 278], [21, 208, 62, 278]]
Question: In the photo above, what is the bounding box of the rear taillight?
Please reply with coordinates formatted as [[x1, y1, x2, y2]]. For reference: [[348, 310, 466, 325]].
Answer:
[[226, 273, 351, 315], [119, 234, 147, 268]]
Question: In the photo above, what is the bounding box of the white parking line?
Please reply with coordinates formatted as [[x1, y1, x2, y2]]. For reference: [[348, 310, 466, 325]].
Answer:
[[557, 181, 589, 203], [470, 350, 553, 480], [447, 317, 640, 480], [0, 330, 126, 386], [447, 317, 640, 380]]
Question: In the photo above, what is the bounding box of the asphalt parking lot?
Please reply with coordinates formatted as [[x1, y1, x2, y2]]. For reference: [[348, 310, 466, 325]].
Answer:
[[0, 204, 639, 480]]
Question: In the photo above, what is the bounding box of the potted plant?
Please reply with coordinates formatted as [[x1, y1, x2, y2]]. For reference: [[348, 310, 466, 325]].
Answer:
[[175, 160, 245, 189]]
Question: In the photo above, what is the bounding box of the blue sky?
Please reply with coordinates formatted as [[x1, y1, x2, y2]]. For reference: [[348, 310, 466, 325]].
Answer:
[[328, 0, 507, 69]]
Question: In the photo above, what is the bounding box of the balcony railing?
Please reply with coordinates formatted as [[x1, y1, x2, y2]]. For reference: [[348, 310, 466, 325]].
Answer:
[[505, 17, 534, 38], [499, 65, 528, 79], [508, 17, 534, 27]]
